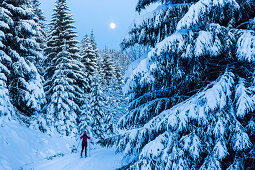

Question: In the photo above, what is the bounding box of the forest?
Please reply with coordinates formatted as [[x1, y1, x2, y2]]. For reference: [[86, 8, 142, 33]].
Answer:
[[0, 0, 254, 169]]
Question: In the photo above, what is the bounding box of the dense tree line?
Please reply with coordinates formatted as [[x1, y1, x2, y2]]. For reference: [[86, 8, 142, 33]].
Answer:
[[0, 0, 128, 140]]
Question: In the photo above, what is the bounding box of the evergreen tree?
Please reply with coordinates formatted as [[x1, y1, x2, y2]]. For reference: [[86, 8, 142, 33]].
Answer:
[[0, 5, 14, 119], [89, 73, 108, 139], [31, 0, 47, 74], [44, 0, 84, 136], [100, 50, 114, 85], [114, 0, 255, 169], [1, 0, 45, 117], [94, 49, 129, 144], [31, 0, 46, 50], [79, 33, 111, 140], [80, 33, 98, 85]]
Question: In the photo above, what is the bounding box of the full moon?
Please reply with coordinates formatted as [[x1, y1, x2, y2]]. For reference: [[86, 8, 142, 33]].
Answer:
[[110, 22, 116, 29]]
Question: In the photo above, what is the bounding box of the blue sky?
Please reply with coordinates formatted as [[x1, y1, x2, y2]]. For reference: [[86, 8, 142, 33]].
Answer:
[[39, 0, 139, 49]]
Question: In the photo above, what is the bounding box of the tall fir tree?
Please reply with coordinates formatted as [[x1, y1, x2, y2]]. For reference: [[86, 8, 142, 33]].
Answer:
[[100, 50, 114, 85], [80, 33, 98, 90], [113, 0, 255, 169], [44, 0, 84, 136], [31, 0, 46, 51], [79, 34, 119, 141], [80, 34, 97, 92], [79, 33, 104, 138], [99, 49, 128, 121], [30, 0, 47, 75], [0, 4, 14, 119], [0, 0, 45, 118]]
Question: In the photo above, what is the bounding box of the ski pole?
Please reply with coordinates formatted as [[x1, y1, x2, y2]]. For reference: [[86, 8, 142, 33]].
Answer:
[[88, 141, 90, 157], [76, 138, 81, 152]]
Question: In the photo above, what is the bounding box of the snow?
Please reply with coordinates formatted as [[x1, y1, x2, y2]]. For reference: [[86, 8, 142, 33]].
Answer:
[[117, 72, 250, 168], [0, 21, 9, 30], [132, 4, 168, 27], [28, 147, 122, 170], [213, 139, 228, 160], [176, 0, 240, 30], [0, 119, 75, 169], [124, 53, 147, 81], [0, 119, 123, 170], [235, 78, 254, 118], [236, 31, 255, 63], [148, 24, 228, 59], [213, 118, 226, 138], [231, 123, 252, 151], [124, 53, 154, 95], [150, 31, 185, 57], [195, 30, 221, 57]]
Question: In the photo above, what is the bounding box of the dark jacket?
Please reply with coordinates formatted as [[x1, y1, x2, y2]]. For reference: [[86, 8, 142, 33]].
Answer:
[[80, 134, 90, 143]]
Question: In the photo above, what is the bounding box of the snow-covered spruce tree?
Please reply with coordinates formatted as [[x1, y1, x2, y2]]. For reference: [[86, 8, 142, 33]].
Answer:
[[99, 49, 128, 121], [44, 0, 84, 136], [79, 33, 98, 92], [96, 49, 129, 143], [79, 34, 96, 135], [100, 50, 114, 85], [1, 0, 45, 118], [31, 0, 46, 51], [0, 5, 15, 119], [79, 34, 113, 141], [30, 0, 47, 75], [113, 0, 255, 169], [107, 49, 131, 68], [87, 72, 109, 140]]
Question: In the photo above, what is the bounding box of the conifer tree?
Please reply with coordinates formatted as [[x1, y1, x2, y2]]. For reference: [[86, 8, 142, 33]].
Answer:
[[44, 0, 84, 136], [0, 5, 14, 119], [31, 0, 47, 74], [79, 33, 111, 140], [114, 0, 255, 169], [101, 50, 114, 85], [80, 33, 98, 83], [1, 0, 45, 117], [31, 0, 46, 50]]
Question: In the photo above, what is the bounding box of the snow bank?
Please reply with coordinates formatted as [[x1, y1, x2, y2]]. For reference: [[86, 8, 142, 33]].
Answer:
[[0, 119, 75, 170]]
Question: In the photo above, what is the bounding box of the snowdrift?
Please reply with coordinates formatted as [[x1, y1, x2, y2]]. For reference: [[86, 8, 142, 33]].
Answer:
[[0, 118, 75, 169]]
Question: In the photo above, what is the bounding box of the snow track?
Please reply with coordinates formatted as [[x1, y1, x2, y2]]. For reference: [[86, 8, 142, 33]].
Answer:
[[28, 147, 123, 170]]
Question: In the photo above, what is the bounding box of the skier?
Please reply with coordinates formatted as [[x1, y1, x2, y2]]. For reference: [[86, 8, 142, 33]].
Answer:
[[80, 131, 91, 157]]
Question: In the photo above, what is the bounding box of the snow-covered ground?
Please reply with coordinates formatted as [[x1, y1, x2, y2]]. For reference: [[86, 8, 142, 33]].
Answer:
[[0, 119, 123, 170], [27, 147, 122, 170]]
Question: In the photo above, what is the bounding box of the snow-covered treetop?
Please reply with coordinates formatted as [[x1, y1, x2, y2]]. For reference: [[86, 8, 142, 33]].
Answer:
[[136, 0, 198, 12], [46, 0, 79, 63]]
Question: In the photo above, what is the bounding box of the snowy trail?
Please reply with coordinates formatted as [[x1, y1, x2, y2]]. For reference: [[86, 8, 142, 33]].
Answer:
[[27, 147, 123, 170]]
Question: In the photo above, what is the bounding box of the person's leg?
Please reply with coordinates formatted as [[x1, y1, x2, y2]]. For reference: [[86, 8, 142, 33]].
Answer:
[[85, 142, 88, 157], [81, 142, 85, 157]]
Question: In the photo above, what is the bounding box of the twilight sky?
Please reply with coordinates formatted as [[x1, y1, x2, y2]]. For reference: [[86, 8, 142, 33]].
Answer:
[[39, 0, 139, 49]]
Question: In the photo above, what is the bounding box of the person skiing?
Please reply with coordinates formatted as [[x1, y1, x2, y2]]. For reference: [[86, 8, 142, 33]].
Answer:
[[80, 131, 90, 157]]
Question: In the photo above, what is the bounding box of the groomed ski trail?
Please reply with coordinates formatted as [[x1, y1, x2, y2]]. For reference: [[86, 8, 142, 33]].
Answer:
[[28, 147, 123, 170]]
